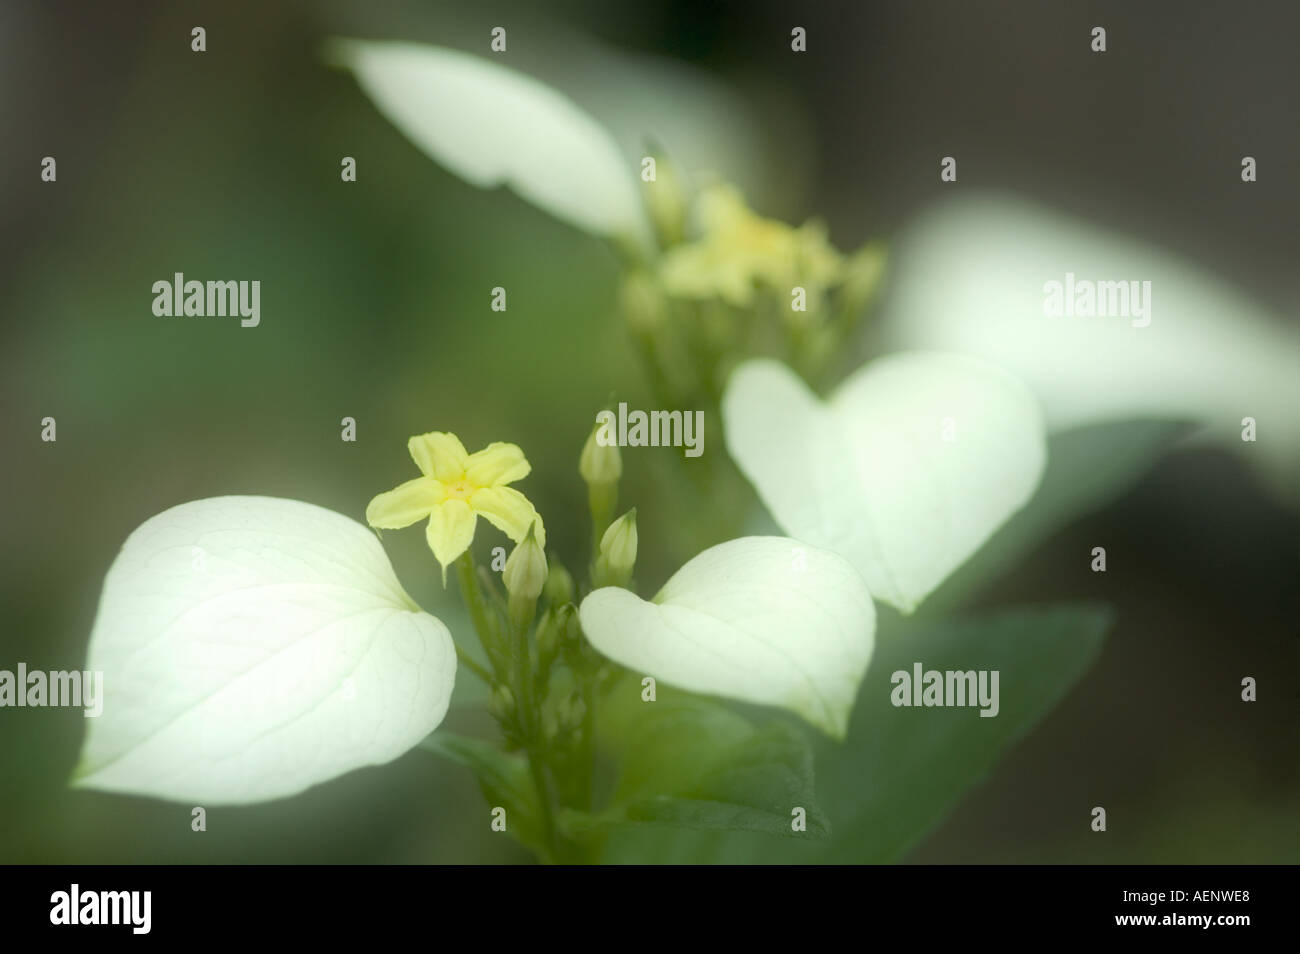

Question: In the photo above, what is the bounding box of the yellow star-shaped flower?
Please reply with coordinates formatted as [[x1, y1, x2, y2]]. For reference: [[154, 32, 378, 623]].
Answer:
[[366, 432, 545, 582]]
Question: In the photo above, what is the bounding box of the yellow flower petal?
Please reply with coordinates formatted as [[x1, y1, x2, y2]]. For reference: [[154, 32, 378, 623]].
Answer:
[[471, 486, 545, 547], [465, 442, 531, 486], [425, 499, 477, 581], [365, 477, 444, 529], [408, 432, 470, 481]]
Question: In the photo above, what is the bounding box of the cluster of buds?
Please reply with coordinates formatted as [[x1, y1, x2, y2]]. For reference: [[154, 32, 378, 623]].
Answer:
[[624, 160, 887, 402]]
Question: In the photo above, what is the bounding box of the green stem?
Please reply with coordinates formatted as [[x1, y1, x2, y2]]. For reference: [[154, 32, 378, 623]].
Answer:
[[456, 552, 506, 681], [576, 678, 596, 813], [453, 553, 581, 863], [587, 483, 616, 557], [526, 744, 561, 862]]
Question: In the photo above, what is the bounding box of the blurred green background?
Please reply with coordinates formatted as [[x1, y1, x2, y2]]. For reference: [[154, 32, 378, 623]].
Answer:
[[2, 0, 1296, 863]]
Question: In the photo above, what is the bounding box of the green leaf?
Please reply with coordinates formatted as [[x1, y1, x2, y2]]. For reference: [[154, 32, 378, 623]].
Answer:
[[602, 602, 1112, 863], [812, 602, 1113, 862], [589, 686, 829, 842], [419, 733, 547, 855], [926, 418, 1193, 612]]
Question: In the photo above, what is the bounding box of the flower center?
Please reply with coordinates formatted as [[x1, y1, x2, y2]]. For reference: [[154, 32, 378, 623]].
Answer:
[[444, 476, 477, 502]]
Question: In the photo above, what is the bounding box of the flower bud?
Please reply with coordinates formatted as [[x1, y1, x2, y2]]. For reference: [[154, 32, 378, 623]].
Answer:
[[555, 692, 587, 733], [580, 417, 622, 487], [594, 508, 638, 588], [620, 270, 667, 335], [535, 608, 560, 660], [581, 417, 622, 540], [543, 560, 574, 607], [541, 708, 559, 742], [558, 605, 587, 670], [645, 151, 687, 247], [502, 521, 547, 602], [551, 604, 577, 646], [487, 684, 516, 723]]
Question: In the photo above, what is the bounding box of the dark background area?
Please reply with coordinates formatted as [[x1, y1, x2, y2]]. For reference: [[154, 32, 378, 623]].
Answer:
[[1, 0, 1295, 863]]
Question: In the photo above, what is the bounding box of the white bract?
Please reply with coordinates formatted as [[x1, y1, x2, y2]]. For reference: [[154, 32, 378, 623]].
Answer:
[[453, 24, 776, 202], [330, 39, 649, 247], [580, 536, 874, 738], [74, 496, 456, 804], [881, 194, 1300, 500], [723, 354, 1046, 613]]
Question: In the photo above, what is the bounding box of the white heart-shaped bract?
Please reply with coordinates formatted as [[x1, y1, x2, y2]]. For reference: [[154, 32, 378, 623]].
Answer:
[[579, 537, 874, 738], [74, 496, 456, 805], [331, 39, 649, 247], [722, 354, 1046, 613], [380, 22, 779, 203], [881, 194, 1300, 500], [525, 37, 778, 204]]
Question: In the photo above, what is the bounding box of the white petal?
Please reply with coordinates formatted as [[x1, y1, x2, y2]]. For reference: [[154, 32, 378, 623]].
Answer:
[[331, 39, 648, 246], [579, 537, 874, 738], [521, 35, 780, 202], [881, 195, 1300, 498], [74, 496, 456, 804], [723, 355, 1046, 613]]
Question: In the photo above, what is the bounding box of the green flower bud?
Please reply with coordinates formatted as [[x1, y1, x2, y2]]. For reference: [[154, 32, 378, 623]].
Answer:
[[620, 270, 667, 335], [580, 417, 622, 487], [594, 508, 638, 588], [543, 560, 574, 607], [555, 692, 587, 733], [558, 605, 587, 670], [553, 604, 577, 644], [645, 150, 687, 247], [503, 520, 548, 602], [488, 684, 516, 723], [535, 608, 560, 660], [581, 417, 622, 543], [541, 708, 559, 742]]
